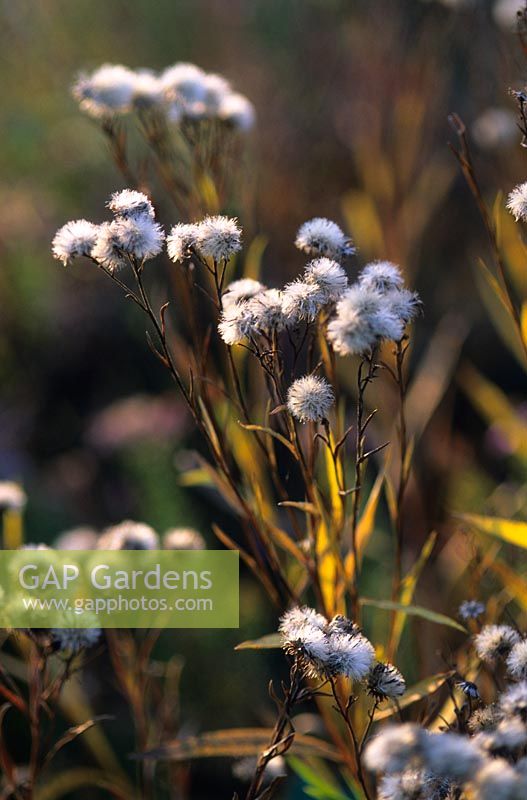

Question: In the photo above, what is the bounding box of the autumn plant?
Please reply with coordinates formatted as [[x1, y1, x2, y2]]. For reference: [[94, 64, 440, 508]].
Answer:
[[3, 16, 527, 797]]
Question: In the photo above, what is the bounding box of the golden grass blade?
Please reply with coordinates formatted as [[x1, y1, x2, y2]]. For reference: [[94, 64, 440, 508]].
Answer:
[[388, 531, 437, 657], [35, 768, 132, 800], [235, 633, 282, 650], [137, 728, 342, 762], [456, 512, 527, 549]]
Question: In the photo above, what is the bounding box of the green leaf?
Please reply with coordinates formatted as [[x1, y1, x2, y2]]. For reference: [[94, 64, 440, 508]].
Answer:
[[235, 633, 282, 651], [360, 598, 466, 633], [288, 756, 361, 800], [456, 512, 527, 549]]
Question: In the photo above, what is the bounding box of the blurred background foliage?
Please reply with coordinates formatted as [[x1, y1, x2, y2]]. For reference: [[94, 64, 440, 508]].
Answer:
[[2, 0, 527, 796]]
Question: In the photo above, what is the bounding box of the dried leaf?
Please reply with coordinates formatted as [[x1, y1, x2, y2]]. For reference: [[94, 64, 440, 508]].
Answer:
[[374, 671, 455, 721], [235, 633, 282, 651], [137, 728, 341, 762]]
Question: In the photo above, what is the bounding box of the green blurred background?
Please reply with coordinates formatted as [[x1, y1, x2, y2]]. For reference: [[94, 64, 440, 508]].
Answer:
[[1, 0, 527, 796]]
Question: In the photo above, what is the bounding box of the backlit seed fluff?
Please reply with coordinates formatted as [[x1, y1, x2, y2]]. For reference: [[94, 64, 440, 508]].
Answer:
[[247, 289, 286, 333], [218, 92, 256, 131], [52, 624, 102, 653], [303, 258, 349, 302], [160, 62, 207, 103], [72, 64, 136, 118], [363, 723, 425, 774], [97, 520, 159, 550], [500, 681, 527, 721], [52, 220, 99, 265], [286, 375, 335, 422], [0, 481, 27, 511], [218, 302, 257, 345], [327, 632, 375, 680], [367, 662, 406, 700], [279, 606, 328, 634], [222, 279, 266, 309], [468, 758, 525, 800], [422, 732, 484, 782], [107, 189, 155, 220], [507, 639, 527, 680], [326, 614, 361, 637], [163, 528, 206, 550], [459, 599, 486, 621], [279, 621, 331, 679], [474, 624, 521, 662], [196, 216, 242, 261], [378, 771, 449, 800], [385, 288, 422, 326], [359, 261, 404, 293], [507, 181, 527, 221], [295, 217, 355, 261], [327, 286, 388, 355], [167, 223, 200, 263], [282, 280, 325, 323], [91, 218, 164, 269]]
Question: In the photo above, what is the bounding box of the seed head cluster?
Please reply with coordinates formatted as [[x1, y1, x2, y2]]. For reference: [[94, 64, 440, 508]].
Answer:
[[279, 606, 404, 694], [364, 618, 527, 799], [72, 61, 255, 131]]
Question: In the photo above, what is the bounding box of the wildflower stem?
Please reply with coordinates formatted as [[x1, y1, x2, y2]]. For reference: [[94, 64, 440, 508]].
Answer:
[[350, 352, 378, 618], [328, 676, 372, 800]]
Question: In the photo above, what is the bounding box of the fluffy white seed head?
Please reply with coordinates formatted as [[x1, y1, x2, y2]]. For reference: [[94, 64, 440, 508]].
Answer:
[[54, 527, 98, 550], [468, 705, 503, 733], [368, 662, 406, 700], [327, 631, 375, 680], [90, 222, 129, 272], [163, 528, 206, 550], [196, 216, 242, 261], [107, 189, 155, 220], [326, 615, 361, 637], [422, 731, 484, 782], [52, 624, 101, 653], [499, 681, 527, 721], [72, 64, 136, 118], [295, 217, 355, 261], [377, 770, 449, 800], [52, 220, 99, 265], [459, 599, 486, 621], [247, 289, 286, 333], [287, 375, 335, 422], [218, 92, 256, 131], [222, 279, 266, 309], [467, 758, 525, 800], [160, 62, 207, 104], [475, 624, 521, 662], [91, 218, 164, 269], [303, 258, 349, 302], [279, 606, 328, 634], [385, 288, 421, 326], [327, 285, 398, 356], [359, 261, 404, 293], [507, 639, 527, 681], [507, 181, 527, 221], [363, 724, 425, 774], [0, 482, 27, 511], [131, 70, 164, 109], [476, 718, 527, 755], [218, 301, 257, 345], [282, 280, 325, 324], [97, 520, 159, 550], [167, 222, 200, 263]]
